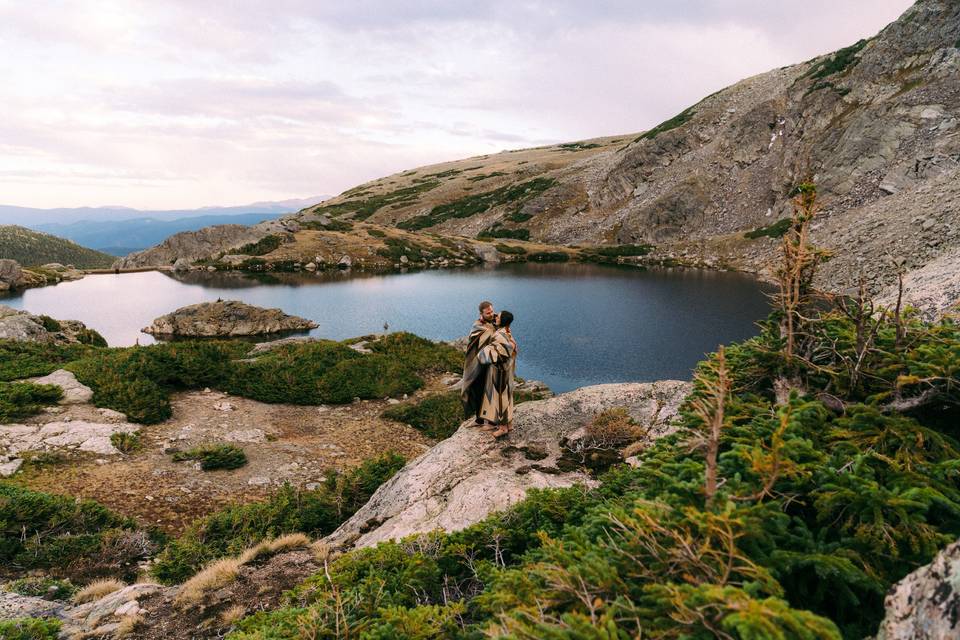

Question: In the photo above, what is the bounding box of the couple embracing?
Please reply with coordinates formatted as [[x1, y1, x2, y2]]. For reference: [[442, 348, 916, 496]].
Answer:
[[460, 301, 517, 439]]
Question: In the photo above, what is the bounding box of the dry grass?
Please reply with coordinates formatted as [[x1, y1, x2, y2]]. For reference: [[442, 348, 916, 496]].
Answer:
[[621, 440, 648, 459], [177, 534, 314, 607], [236, 541, 272, 565], [220, 604, 247, 627], [72, 579, 125, 604], [584, 407, 646, 449], [175, 557, 241, 607], [267, 532, 311, 553], [236, 533, 312, 565], [311, 540, 331, 562], [114, 614, 143, 637]]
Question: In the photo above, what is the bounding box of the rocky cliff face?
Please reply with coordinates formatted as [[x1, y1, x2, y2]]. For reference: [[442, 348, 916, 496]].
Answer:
[[326, 380, 690, 549], [113, 223, 277, 269], [875, 537, 960, 639]]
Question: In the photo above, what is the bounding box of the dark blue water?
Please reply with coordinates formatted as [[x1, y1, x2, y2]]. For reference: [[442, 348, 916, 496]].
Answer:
[[1, 264, 773, 392]]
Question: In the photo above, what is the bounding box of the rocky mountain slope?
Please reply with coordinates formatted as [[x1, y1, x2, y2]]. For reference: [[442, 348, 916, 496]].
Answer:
[[284, 0, 958, 312], [119, 4, 960, 313], [0, 225, 114, 268]]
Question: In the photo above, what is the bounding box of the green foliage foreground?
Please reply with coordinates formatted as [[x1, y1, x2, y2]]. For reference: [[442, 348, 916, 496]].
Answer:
[[0, 484, 149, 582], [0, 617, 61, 640], [229, 307, 960, 640], [0, 382, 63, 423], [7, 332, 463, 424]]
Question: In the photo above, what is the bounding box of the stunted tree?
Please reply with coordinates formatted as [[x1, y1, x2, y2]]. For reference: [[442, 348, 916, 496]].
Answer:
[[774, 182, 827, 402], [688, 345, 732, 508]]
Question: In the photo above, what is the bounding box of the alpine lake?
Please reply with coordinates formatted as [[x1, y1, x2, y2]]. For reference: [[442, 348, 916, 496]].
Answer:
[[2, 263, 773, 392]]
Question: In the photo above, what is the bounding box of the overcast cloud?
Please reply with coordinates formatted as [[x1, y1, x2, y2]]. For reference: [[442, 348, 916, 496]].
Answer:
[[0, 0, 913, 209]]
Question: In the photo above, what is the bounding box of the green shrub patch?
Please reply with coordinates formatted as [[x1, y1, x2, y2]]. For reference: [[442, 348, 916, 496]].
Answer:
[[581, 243, 654, 263], [398, 177, 555, 231], [382, 391, 463, 440], [744, 218, 792, 239], [311, 181, 441, 221], [235, 235, 284, 256], [0, 484, 145, 581], [152, 453, 406, 583], [478, 226, 530, 241], [495, 244, 527, 255], [42, 333, 461, 424], [172, 444, 248, 471], [4, 577, 77, 601], [0, 617, 61, 640], [0, 383, 63, 422], [527, 251, 570, 262]]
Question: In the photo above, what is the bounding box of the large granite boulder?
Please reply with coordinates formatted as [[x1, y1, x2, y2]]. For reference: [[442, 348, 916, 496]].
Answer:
[[28, 369, 94, 404], [0, 258, 24, 291], [875, 538, 960, 640], [325, 380, 690, 549], [142, 300, 318, 337], [0, 306, 105, 345]]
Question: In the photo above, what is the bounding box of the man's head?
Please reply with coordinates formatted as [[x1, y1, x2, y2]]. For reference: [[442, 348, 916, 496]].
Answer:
[[497, 310, 514, 328], [479, 300, 495, 323]]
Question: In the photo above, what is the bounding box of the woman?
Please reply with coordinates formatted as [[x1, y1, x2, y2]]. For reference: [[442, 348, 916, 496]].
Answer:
[[476, 310, 517, 438]]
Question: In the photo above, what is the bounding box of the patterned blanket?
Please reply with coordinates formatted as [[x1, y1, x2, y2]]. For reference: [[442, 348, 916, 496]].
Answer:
[[475, 329, 516, 426], [460, 319, 497, 420]]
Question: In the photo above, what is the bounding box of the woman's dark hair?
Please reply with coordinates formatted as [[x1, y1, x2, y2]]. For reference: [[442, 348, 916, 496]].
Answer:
[[498, 310, 514, 328]]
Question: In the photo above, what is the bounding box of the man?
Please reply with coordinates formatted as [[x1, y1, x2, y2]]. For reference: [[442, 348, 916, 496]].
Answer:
[[476, 310, 517, 438], [460, 300, 498, 427]]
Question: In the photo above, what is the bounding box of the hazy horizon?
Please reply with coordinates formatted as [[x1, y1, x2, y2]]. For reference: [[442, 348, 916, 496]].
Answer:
[[1, 0, 913, 210]]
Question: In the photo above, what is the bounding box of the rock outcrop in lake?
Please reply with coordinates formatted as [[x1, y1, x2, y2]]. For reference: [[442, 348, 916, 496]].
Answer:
[[142, 300, 318, 337], [875, 537, 960, 639], [0, 305, 105, 345], [326, 380, 690, 549]]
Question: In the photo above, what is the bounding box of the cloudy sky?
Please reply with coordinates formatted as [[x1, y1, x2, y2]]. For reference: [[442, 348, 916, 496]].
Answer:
[[0, 0, 913, 210]]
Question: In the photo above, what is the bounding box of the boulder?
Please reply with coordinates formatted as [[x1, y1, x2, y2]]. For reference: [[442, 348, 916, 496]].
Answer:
[[28, 369, 94, 404], [172, 257, 192, 271], [0, 457, 23, 477], [0, 258, 23, 291], [142, 300, 318, 337], [0, 590, 65, 620], [325, 380, 690, 549], [472, 243, 500, 264], [0, 420, 140, 455], [0, 306, 104, 345], [875, 538, 960, 640]]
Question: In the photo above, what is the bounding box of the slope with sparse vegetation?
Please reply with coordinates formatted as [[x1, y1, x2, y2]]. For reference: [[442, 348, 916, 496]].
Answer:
[[0, 225, 114, 268]]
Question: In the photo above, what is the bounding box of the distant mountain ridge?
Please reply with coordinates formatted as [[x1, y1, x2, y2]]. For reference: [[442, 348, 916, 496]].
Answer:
[[0, 225, 115, 268], [0, 197, 328, 226], [35, 212, 289, 255]]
